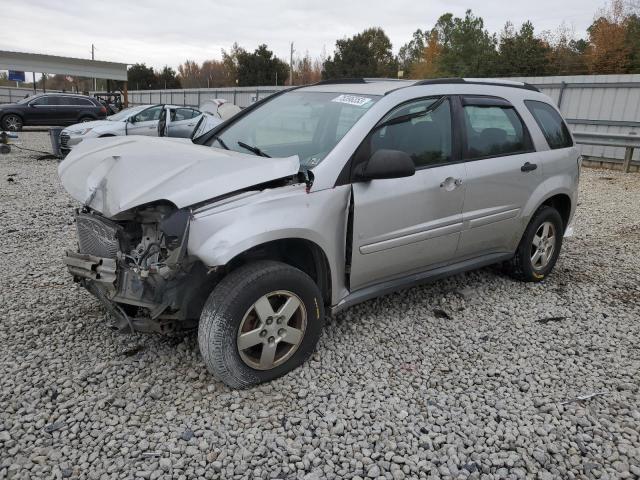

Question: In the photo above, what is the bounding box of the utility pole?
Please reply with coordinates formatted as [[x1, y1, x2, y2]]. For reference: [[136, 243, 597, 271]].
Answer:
[[91, 44, 97, 92], [289, 42, 295, 86]]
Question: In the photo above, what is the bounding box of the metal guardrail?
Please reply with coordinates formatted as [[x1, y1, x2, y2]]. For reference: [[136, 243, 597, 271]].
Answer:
[[573, 131, 639, 172]]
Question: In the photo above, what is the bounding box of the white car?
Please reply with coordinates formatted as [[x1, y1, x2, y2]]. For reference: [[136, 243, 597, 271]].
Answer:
[[60, 104, 202, 155]]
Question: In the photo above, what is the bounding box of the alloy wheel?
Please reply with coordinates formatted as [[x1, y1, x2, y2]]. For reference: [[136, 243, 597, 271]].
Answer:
[[236, 290, 307, 370], [4, 115, 22, 131], [531, 221, 556, 270]]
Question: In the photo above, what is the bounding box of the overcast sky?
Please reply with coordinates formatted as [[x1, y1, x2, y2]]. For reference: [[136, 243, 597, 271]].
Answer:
[[2, 0, 605, 71]]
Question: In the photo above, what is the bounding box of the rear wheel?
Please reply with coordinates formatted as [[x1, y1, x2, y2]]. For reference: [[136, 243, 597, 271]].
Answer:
[[2, 114, 23, 131], [505, 206, 564, 282], [198, 260, 325, 388]]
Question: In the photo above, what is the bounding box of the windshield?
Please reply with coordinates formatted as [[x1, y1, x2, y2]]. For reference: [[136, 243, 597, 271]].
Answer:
[[107, 105, 149, 121], [207, 91, 380, 169]]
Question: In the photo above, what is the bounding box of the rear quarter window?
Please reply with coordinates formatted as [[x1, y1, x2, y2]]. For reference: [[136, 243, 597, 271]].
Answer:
[[525, 100, 573, 149]]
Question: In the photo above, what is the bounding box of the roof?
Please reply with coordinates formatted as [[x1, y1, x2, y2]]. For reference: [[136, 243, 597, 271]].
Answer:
[[0, 50, 128, 81], [301, 79, 417, 95], [303, 77, 539, 95]]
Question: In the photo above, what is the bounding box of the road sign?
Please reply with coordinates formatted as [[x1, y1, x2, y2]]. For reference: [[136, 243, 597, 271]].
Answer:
[[8, 70, 25, 82]]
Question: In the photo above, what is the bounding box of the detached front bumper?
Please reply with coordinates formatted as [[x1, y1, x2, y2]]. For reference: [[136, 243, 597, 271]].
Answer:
[[64, 250, 117, 291]]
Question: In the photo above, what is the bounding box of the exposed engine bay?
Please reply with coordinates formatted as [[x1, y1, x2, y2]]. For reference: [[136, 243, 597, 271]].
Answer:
[[64, 204, 215, 333]]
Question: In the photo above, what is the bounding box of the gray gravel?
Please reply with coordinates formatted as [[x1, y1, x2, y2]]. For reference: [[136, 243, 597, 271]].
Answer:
[[1, 132, 639, 480]]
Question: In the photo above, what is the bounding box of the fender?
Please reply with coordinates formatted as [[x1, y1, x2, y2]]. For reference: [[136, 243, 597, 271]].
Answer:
[[187, 184, 352, 304], [520, 174, 578, 240]]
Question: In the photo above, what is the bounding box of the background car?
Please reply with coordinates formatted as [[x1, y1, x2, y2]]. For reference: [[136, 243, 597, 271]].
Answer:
[[0, 93, 107, 131], [60, 104, 202, 155]]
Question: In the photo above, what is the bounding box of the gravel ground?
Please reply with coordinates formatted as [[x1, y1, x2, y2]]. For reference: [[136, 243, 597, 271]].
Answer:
[[1, 132, 639, 480]]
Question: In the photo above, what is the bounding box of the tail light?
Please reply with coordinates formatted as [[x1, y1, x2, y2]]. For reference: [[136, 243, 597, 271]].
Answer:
[[99, 106, 107, 113]]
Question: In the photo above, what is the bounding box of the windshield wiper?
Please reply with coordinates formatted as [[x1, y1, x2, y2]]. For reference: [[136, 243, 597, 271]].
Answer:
[[237, 141, 270, 157], [212, 136, 229, 150]]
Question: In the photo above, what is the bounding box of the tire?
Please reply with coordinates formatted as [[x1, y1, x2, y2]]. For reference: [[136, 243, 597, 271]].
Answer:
[[79, 116, 94, 123], [198, 260, 325, 388], [2, 114, 23, 131], [505, 205, 564, 282]]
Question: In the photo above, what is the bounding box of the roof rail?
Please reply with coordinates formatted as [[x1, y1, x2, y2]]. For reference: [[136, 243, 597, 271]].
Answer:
[[314, 78, 367, 85], [314, 77, 410, 85], [414, 78, 540, 92]]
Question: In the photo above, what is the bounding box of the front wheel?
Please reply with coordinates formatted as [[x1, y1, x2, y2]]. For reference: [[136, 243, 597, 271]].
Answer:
[[2, 114, 23, 131], [198, 260, 325, 388], [505, 206, 564, 282]]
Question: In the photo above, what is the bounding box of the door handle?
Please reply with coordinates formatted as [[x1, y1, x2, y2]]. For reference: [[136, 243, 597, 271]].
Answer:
[[440, 177, 463, 191], [521, 162, 538, 172]]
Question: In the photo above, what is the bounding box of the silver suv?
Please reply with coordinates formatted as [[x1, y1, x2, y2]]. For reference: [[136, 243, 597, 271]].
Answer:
[[59, 78, 580, 388]]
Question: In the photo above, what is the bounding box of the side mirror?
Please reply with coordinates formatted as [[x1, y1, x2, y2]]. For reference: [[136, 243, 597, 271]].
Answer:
[[128, 116, 136, 123], [355, 149, 415, 181]]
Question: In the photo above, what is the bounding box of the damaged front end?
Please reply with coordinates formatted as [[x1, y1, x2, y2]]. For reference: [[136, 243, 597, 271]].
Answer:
[[64, 204, 215, 333]]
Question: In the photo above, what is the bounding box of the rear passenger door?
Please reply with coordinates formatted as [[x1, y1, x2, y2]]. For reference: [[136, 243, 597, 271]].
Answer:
[[167, 108, 201, 137], [456, 96, 540, 259], [350, 97, 466, 290]]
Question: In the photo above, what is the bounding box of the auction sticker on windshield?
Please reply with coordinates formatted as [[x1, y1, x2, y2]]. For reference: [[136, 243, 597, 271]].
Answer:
[[331, 94, 373, 107]]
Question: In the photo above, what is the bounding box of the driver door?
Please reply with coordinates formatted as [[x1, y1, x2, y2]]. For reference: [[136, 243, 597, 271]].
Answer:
[[127, 105, 163, 136], [350, 97, 466, 291]]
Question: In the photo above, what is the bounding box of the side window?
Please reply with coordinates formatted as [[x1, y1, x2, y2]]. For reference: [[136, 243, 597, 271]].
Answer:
[[30, 96, 50, 106], [47, 96, 67, 106], [174, 108, 197, 121], [70, 97, 93, 106], [370, 97, 452, 168], [134, 105, 163, 122], [525, 100, 573, 149], [463, 104, 531, 159], [59, 97, 81, 106]]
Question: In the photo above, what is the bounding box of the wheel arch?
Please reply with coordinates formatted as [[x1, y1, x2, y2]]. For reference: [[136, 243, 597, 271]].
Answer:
[[522, 177, 575, 233], [224, 238, 333, 306], [540, 193, 572, 231]]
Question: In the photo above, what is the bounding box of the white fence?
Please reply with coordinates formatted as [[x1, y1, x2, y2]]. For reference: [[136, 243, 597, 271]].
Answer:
[[126, 86, 287, 109], [0, 86, 63, 104], [511, 74, 640, 166]]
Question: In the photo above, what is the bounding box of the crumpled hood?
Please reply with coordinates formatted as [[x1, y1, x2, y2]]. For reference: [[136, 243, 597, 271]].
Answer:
[[58, 136, 300, 218]]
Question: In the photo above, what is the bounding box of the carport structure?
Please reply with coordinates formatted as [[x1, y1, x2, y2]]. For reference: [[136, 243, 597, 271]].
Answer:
[[0, 50, 129, 106]]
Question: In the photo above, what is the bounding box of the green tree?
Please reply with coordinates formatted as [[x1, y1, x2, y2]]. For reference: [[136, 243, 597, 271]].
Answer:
[[156, 66, 181, 89], [236, 45, 289, 86], [177, 60, 202, 88], [222, 42, 245, 84], [398, 29, 427, 75], [625, 14, 640, 72], [497, 21, 551, 76], [323, 27, 397, 79], [128, 63, 156, 90], [433, 10, 498, 77]]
